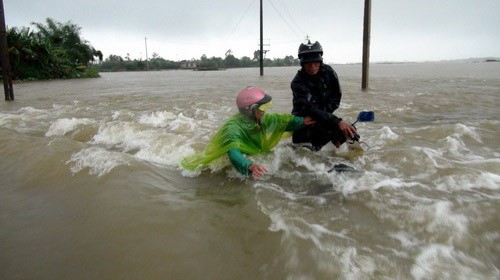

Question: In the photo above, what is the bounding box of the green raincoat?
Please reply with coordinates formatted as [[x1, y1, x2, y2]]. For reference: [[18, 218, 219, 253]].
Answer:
[[181, 112, 304, 176]]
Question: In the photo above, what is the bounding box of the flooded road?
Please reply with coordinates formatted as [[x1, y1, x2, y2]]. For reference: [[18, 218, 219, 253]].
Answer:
[[1, 62, 499, 279]]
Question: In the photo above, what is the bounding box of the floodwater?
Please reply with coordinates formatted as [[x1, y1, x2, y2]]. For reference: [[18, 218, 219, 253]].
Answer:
[[1, 62, 499, 279]]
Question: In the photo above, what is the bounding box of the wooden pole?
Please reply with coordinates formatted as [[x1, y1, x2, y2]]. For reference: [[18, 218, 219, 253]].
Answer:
[[144, 37, 149, 71], [259, 0, 264, 76], [0, 0, 13, 101], [361, 0, 371, 91]]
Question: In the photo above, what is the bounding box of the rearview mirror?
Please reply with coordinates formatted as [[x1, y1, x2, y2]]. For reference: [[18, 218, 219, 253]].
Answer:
[[352, 111, 374, 125]]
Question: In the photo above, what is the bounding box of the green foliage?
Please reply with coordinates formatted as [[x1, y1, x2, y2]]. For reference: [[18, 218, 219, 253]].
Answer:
[[7, 18, 102, 80], [81, 66, 100, 78], [7, 17, 298, 77], [99, 53, 182, 72], [97, 53, 298, 72], [7, 18, 299, 78]]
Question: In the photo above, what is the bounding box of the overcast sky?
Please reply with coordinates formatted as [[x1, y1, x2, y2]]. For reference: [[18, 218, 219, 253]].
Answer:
[[5, 0, 500, 63]]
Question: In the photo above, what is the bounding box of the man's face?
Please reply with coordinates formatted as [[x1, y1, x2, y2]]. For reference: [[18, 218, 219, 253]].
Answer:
[[304, 61, 321, 76], [255, 109, 265, 121]]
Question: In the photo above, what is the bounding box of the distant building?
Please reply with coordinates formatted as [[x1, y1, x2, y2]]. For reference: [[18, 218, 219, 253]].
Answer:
[[180, 61, 198, 69]]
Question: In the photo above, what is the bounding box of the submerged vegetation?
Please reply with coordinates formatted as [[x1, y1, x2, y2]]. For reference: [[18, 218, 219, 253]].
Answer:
[[7, 18, 299, 80], [7, 18, 102, 80]]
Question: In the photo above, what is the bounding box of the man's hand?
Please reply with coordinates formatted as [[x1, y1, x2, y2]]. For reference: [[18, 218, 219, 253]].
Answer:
[[303, 116, 316, 125], [338, 120, 357, 141], [248, 164, 268, 179]]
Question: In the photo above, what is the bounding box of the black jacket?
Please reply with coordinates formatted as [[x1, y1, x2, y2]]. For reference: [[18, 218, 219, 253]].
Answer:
[[291, 64, 342, 126]]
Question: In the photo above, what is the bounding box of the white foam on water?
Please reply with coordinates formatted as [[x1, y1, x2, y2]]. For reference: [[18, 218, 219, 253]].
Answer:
[[425, 201, 469, 242], [440, 124, 485, 161], [412, 146, 448, 169], [0, 106, 52, 133], [453, 123, 482, 143], [1, 105, 208, 177], [51, 103, 80, 115], [0, 112, 19, 126], [254, 182, 327, 204], [17, 106, 47, 115], [411, 244, 496, 280], [138, 111, 177, 128], [167, 112, 198, 133], [390, 231, 422, 249], [67, 147, 129, 177], [379, 126, 400, 141], [369, 126, 400, 149], [180, 167, 201, 178], [336, 170, 425, 195], [254, 182, 368, 277], [45, 117, 95, 137], [479, 172, 500, 190], [338, 247, 377, 280], [111, 110, 135, 121], [371, 161, 399, 174], [91, 120, 151, 152], [371, 178, 423, 190], [436, 171, 500, 191], [272, 144, 332, 173], [443, 135, 475, 158], [90, 113, 198, 168]]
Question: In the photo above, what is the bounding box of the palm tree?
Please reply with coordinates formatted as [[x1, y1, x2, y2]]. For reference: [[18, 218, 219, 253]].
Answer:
[[7, 26, 51, 79], [8, 18, 102, 79], [31, 18, 97, 66]]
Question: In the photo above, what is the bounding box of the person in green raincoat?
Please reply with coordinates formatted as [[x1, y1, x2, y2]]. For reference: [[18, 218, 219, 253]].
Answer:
[[181, 86, 315, 179]]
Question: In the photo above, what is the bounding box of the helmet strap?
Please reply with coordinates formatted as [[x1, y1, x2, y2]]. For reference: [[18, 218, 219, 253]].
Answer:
[[239, 104, 258, 122]]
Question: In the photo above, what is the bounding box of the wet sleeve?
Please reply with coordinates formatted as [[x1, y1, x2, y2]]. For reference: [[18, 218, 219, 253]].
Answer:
[[291, 77, 314, 116], [286, 116, 305, 131], [291, 78, 338, 125], [325, 68, 343, 124], [227, 148, 252, 176]]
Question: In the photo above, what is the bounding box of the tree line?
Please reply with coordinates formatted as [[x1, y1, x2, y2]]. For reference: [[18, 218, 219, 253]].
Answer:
[[6, 18, 300, 80], [96, 50, 500, 73], [7, 18, 102, 80], [99, 51, 300, 72]]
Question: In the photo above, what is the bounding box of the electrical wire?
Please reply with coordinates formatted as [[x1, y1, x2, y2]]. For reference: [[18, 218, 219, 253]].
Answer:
[[267, 0, 304, 40], [226, 0, 257, 40], [275, 0, 306, 35]]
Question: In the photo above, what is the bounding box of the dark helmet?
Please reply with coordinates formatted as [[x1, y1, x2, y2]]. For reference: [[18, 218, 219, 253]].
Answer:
[[298, 40, 323, 63]]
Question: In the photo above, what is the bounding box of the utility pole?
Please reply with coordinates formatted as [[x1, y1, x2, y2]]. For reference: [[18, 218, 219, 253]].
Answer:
[[361, 0, 371, 91], [144, 37, 149, 71], [0, 0, 13, 101], [259, 0, 263, 76]]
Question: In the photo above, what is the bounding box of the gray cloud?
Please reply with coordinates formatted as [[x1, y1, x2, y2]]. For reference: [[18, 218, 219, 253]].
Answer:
[[5, 0, 500, 63]]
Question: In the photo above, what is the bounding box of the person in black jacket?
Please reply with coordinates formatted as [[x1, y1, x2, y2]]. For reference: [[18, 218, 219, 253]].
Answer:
[[291, 40, 357, 151]]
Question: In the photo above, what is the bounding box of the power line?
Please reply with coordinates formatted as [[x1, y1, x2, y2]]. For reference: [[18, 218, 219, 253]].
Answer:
[[226, 0, 257, 40], [275, 0, 306, 35], [267, 0, 303, 40]]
